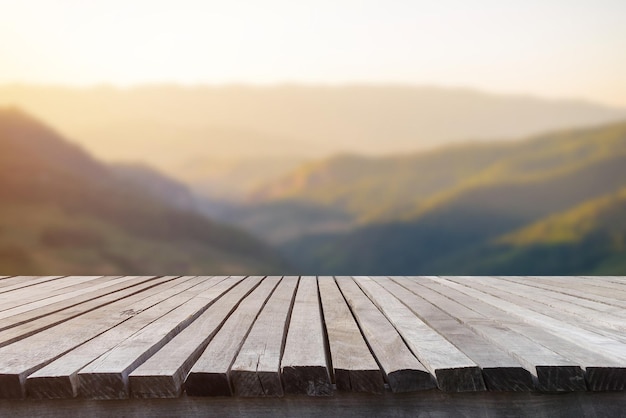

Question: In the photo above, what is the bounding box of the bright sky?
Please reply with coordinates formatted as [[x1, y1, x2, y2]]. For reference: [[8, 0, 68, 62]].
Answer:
[[1, 0, 626, 106]]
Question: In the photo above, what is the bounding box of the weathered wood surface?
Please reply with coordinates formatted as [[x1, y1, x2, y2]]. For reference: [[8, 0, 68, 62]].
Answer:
[[0, 276, 625, 401], [230, 277, 299, 397], [280, 276, 332, 396], [128, 276, 255, 398], [318, 276, 384, 394], [335, 276, 435, 392]]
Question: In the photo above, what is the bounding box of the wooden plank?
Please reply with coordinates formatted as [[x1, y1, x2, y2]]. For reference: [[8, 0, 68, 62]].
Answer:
[[0, 276, 128, 324], [354, 277, 485, 392], [0, 276, 63, 293], [517, 276, 626, 309], [76, 276, 250, 400], [384, 277, 534, 391], [442, 276, 626, 345], [317, 276, 384, 394], [0, 276, 104, 311], [429, 277, 626, 391], [499, 276, 626, 312], [404, 277, 588, 392], [415, 278, 626, 391], [478, 277, 626, 331], [431, 277, 626, 390], [185, 277, 281, 396], [0, 276, 162, 347], [279, 276, 332, 396], [26, 276, 226, 399], [229, 277, 299, 397], [128, 277, 264, 398], [0, 275, 183, 399], [335, 276, 435, 393]]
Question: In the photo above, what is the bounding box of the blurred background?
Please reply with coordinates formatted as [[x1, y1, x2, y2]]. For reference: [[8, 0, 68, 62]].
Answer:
[[1, 0, 626, 275]]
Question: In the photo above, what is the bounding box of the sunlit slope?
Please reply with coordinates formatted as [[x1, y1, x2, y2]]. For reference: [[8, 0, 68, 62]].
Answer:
[[0, 108, 287, 275], [426, 188, 626, 275], [273, 121, 626, 274], [255, 122, 626, 222]]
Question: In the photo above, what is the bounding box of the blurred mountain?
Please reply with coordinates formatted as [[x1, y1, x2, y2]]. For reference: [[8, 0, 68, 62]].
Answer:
[[0, 107, 288, 275], [1, 84, 624, 198], [246, 121, 626, 274], [428, 187, 626, 275]]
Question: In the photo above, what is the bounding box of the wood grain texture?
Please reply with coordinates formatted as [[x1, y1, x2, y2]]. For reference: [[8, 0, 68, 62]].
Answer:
[[386, 277, 534, 391], [280, 277, 332, 396], [0, 276, 162, 347], [0, 276, 182, 399], [77, 277, 247, 399], [26, 277, 224, 399], [0, 276, 624, 401], [0, 276, 62, 292], [425, 277, 612, 391], [230, 277, 299, 397], [185, 277, 281, 397], [355, 276, 485, 392], [318, 276, 384, 394], [335, 276, 435, 393], [0, 276, 131, 324], [439, 277, 626, 357], [128, 277, 260, 398]]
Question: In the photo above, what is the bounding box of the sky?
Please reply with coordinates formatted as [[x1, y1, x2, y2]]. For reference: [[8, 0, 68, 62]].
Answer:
[[1, 0, 626, 106]]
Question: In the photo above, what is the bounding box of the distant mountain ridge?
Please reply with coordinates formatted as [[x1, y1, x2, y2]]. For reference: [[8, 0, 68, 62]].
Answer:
[[0, 107, 288, 275], [1, 84, 625, 198], [238, 120, 626, 274]]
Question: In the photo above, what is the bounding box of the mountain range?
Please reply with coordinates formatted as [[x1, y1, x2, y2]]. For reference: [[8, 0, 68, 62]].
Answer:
[[2, 84, 625, 198], [236, 120, 626, 274], [0, 107, 288, 275]]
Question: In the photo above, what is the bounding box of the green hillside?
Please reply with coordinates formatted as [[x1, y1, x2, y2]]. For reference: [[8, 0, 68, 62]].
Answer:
[[264, 121, 626, 274], [0, 107, 288, 275], [426, 188, 626, 275]]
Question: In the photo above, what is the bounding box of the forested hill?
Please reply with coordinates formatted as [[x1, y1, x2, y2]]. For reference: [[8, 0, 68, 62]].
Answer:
[[257, 121, 626, 274], [0, 107, 288, 275]]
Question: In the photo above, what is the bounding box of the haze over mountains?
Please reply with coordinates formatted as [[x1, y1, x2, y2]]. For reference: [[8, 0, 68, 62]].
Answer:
[[2, 84, 626, 276], [0, 107, 287, 275], [248, 121, 626, 274], [2, 84, 625, 198]]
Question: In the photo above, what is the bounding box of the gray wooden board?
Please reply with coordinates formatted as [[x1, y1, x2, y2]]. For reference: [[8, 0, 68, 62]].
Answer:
[[230, 277, 299, 397], [354, 277, 484, 392], [0, 276, 104, 311], [430, 277, 626, 389], [26, 276, 225, 399], [559, 275, 626, 291], [442, 276, 626, 347], [528, 276, 626, 305], [0, 276, 162, 347], [280, 276, 332, 396], [518, 276, 626, 309], [185, 277, 281, 397], [0, 275, 183, 398], [407, 277, 587, 392], [497, 276, 626, 313], [0, 276, 155, 332], [317, 276, 384, 394], [0, 276, 63, 292], [383, 277, 533, 391], [478, 277, 626, 331], [334, 276, 435, 393], [128, 277, 263, 398], [77, 276, 250, 400], [0, 276, 130, 323]]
